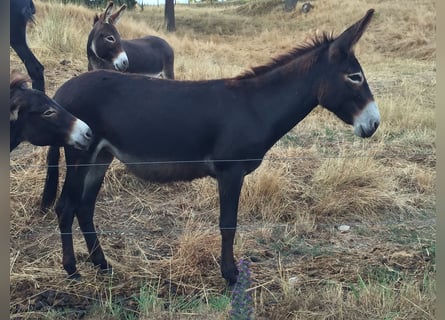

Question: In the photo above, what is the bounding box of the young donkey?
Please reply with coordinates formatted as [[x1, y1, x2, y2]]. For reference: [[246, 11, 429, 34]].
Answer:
[[10, 0, 45, 92], [87, 1, 175, 79], [41, 10, 379, 285], [10, 70, 92, 152]]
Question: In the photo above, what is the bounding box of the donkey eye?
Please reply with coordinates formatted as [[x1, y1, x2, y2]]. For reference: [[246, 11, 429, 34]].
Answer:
[[346, 73, 363, 84], [42, 109, 56, 118], [105, 35, 115, 43]]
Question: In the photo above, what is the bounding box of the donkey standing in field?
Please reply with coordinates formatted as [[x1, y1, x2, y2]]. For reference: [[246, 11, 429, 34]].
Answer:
[[10, 70, 92, 152], [87, 1, 175, 79], [10, 0, 45, 92], [41, 9, 379, 285]]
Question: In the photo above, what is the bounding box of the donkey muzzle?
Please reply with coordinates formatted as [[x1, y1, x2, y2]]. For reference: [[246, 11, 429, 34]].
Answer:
[[353, 101, 380, 138], [113, 51, 129, 71]]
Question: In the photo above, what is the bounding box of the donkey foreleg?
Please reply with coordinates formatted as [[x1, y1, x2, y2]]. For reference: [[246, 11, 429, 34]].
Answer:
[[56, 149, 92, 279], [55, 195, 79, 279], [77, 152, 113, 273], [217, 167, 245, 285], [77, 204, 110, 273]]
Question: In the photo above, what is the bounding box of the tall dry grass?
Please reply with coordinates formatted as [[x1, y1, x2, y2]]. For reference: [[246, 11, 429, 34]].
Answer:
[[10, 0, 435, 318]]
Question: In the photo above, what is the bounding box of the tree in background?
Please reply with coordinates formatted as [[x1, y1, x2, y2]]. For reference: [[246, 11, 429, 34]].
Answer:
[[164, 0, 176, 32]]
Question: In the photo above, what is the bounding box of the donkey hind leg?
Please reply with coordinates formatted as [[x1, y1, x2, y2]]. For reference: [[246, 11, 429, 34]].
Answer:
[[55, 151, 90, 279], [163, 53, 175, 79], [11, 42, 45, 92], [76, 150, 113, 273], [216, 166, 245, 285]]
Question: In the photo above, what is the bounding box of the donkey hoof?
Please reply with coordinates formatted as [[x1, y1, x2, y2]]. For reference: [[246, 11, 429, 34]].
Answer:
[[99, 264, 113, 275], [222, 269, 239, 286], [67, 272, 81, 281]]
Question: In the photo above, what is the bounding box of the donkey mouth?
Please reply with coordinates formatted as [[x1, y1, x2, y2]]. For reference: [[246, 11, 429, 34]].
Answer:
[[355, 123, 379, 138], [113, 52, 129, 71], [115, 64, 128, 72], [353, 101, 380, 138], [69, 120, 93, 150]]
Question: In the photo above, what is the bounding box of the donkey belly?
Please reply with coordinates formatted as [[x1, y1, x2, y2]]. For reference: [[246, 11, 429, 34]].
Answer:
[[125, 162, 214, 183], [94, 138, 215, 182]]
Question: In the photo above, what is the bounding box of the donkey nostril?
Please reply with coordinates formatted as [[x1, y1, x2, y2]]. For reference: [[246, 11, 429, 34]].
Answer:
[[86, 129, 93, 139]]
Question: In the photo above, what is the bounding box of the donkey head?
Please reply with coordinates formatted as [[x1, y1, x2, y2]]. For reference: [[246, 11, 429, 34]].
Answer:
[[317, 9, 380, 138], [88, 1, 129, 71], [9, 70, 92, 151]]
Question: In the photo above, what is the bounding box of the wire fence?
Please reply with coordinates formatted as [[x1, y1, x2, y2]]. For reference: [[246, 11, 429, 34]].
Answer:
[[9, 150, 436, 170], [16, 217, 435, 237], [10, 144, 436, 236]]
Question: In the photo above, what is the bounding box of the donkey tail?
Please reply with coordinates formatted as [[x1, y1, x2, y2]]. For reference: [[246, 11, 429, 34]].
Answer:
[[40, 146, 60, 212], [163, 46, 175, 80]]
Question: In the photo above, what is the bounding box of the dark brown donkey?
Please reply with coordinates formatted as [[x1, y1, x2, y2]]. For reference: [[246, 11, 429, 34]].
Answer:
[[87, 1, 175, 79], [41, 10, 379, 285], [10, 70, 92, 152]]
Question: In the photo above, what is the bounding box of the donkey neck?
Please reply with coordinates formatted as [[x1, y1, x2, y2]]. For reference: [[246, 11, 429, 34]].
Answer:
[[235, 60, 322, 147]]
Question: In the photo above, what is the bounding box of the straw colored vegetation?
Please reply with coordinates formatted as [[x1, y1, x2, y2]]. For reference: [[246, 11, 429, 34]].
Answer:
[[10, 0, 435, 319]]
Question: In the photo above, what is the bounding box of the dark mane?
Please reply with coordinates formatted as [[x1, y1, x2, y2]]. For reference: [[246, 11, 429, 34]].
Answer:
[[235, 32, 335, 80], [10, 70, 30, 90]]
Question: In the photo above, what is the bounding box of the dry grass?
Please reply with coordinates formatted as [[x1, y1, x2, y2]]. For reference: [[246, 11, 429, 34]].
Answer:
[[10, 0, 435, 319]]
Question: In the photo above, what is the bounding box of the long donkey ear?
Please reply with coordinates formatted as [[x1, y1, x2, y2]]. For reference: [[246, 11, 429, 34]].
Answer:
[[10, 70, 29, 121], [108, 4, 127, 25], [102, 1, 115, 23], [329, 9, 374, 61]]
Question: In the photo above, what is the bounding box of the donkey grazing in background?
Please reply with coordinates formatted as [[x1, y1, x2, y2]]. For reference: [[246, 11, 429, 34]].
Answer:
[[10, 0, 45, 92], [42, 10, 379, 285], [10, 70, 92, 152], [87, 1, 175, 79]]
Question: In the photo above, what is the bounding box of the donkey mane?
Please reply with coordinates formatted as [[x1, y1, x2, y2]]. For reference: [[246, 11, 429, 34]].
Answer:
[[235, 32, 335, 80], [10, 70, 29, 89]]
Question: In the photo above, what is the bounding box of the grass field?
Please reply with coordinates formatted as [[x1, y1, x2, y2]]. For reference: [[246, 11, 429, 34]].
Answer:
[[10, 0, 436, 319]]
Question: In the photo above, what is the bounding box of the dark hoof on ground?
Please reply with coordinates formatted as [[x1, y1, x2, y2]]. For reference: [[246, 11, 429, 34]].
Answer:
[[225, 276, 238, 289], [67, 272, 81, 281], [99, 266, 113, 276], [100, 268, 113, 274]]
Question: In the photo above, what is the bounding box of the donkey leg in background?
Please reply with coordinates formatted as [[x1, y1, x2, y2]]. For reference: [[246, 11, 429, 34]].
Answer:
[[10, 18, 45, 92], [10, 0, 45, 92], [11, 42, 45, 92]]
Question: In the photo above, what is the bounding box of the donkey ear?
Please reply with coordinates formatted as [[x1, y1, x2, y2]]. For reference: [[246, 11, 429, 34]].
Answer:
[[108, 4, 127, 25], [10, 71, 29, 121], [103, 1, 115, 23], [10, 70, 30, 90], [329, 9, 374, 61]]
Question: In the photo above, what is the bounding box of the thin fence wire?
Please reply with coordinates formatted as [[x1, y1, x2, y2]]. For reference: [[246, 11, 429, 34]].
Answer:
[[9, 151, 436, 170], [13, 218, 437, 238]]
